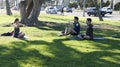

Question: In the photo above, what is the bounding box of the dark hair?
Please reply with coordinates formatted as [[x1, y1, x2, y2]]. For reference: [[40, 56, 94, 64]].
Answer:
[[87, 18, 92, 22], [74, 16, 79, 21], [14, 18, 19, 23]]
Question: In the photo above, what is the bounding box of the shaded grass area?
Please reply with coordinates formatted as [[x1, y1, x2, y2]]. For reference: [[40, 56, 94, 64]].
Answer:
[[0, 26, 120, 67], [0, 13, 120, 67], [0, 37, 120, 67]]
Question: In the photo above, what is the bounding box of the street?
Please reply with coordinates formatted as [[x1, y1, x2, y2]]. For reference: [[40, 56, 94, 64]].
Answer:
[[62, 11, 120, 20], [0, 9, 120, 20]]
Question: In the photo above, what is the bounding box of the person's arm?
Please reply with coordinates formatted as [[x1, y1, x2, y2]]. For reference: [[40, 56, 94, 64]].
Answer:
[[13, 23, 20, 28]]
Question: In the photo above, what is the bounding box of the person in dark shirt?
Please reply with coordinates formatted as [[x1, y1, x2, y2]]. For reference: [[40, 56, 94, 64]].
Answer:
[[71, 16, 80, 35], [80, 18, 93, 40], [86, 18, 93, 39], [59, 16, 80, 36], [61, 7, 64, 15]]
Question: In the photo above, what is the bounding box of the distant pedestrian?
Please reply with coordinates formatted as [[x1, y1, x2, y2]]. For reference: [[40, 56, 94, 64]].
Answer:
[[61, 7, 64, 15]]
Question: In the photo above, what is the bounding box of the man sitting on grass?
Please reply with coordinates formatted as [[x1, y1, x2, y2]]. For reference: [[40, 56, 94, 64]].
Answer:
[[59, 16, 80, 36], [78, 18, 93, 40]]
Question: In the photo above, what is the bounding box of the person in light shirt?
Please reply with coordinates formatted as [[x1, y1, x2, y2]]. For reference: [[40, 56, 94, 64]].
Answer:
[[13, 18, 25, 38]]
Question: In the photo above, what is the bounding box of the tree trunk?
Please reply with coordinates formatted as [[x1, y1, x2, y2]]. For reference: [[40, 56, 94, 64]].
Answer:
[[100, 0, 103, 8], [19, 0, 43, 26], [19, 1, 26, 21], [110, 0, 113, 9], [29, 0, 42, 25], [93, 0, 103, 21], [83, 0, 86, 17], [26, 1, 33, 18], [76, 0, 80, 9], [5, 0, 12, 15]]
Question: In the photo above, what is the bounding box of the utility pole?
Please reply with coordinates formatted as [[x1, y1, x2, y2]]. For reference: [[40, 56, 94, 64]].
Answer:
[[100, 0, 103, 8], [110, 0, 114, 9], [83, 0, 86, 17], [93, 0, 103, 21], [76, 0, 80, 9]]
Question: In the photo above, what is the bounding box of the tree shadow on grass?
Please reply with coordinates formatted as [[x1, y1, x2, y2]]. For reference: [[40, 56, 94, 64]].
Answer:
[[35, 21, 67, 31], [0, 38, 120, 67], [33, 20, 120, 37], [40, 16, 72, 22], [94, 28, 120, 37], [91, 38, 120, 50]]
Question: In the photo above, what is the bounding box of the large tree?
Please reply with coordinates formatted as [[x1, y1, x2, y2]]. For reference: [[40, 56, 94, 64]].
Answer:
[[93, 0, 103, 21], [19, 0, 44, 26], [5, 0, 12, 15]]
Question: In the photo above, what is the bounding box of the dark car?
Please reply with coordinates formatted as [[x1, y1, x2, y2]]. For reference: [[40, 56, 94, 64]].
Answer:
[[87, 7, 106, 17], [64, 7, 72, 13]]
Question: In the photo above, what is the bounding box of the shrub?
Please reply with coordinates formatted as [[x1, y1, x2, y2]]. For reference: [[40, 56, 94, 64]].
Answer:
[[69, 2, 78, 8], [114, 2, 120, 11]]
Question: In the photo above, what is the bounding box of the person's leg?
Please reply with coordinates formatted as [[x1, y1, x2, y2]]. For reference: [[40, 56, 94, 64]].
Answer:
[[13, 28, 19, 38], [70, 29, 78, 35], [18, 32, 25, 38], [59, 27, 72, 36], [64, 28, 72, 35], [1, 32, 11, 36]]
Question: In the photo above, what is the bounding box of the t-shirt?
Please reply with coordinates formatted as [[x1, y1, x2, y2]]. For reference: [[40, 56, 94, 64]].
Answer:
[[73, 22, 80, 35], [86, 24, 93, 39], [13, 28, 20, 38]]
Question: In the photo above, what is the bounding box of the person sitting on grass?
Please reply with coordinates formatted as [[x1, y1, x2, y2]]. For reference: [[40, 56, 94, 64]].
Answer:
[[78, 18, 93, 40], [13, 18, 25, 38], [59, 16, 80, 36]]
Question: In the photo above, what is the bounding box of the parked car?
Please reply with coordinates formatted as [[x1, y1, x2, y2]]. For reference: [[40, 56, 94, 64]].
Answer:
[[11, 6, 19, 10], [86, 7, 106, 17], [45, 6, 57, 14], [101, 7, 113, 14], [0, 6, 4, 9], [64, 7, 72, 13]]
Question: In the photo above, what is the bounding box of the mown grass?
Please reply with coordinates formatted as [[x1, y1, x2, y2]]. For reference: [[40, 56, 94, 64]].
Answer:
[[0, 12, 120, 67]]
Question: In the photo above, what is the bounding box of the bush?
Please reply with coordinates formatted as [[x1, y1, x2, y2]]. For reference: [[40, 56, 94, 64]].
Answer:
[[114, 2, 120, 11], [69, 2, 78, 8], [98, 0, 110, 7]]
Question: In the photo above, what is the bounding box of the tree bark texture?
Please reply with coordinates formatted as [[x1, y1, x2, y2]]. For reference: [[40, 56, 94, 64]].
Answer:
[[5, 0, 12, 15], [93, 0, 103, 21], [19, 0, 43, 26]]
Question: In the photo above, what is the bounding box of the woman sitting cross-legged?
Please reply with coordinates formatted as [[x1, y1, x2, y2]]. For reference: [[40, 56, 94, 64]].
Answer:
[[12, 18, 25, 38]]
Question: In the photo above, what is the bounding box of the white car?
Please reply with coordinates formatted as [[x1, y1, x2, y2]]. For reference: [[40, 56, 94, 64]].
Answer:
[[101, 7, 113, 14], [45, 6, 57, 14]]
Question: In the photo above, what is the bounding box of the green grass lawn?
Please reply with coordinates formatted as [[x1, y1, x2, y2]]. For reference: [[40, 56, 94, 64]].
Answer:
[[0, 13, 120, 67]]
